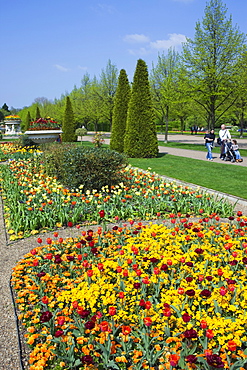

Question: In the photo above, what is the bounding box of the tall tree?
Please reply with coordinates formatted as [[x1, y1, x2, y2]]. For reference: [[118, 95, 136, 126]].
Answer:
[[35, 106, 41, 120], [25, 111, 32, 131], [62, 96, 76, 142], [150, 48, 180, 142], [110, 69, 130, 152], [98, 60, 118, 128], [1, 103, 10, 112], [124, 59, 158, 158], [182, 0, 246, 129]]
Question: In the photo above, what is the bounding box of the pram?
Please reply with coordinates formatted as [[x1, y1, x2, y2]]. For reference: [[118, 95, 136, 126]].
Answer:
[[223, 140, 236, 162]]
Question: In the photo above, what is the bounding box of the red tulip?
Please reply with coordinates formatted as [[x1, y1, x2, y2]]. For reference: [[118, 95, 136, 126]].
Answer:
[[108, 306, 116, 316]]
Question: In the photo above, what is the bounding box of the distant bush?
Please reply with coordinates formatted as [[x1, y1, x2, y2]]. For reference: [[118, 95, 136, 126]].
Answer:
[[17, 134, 38, 148], [43, 145, 129, 191]]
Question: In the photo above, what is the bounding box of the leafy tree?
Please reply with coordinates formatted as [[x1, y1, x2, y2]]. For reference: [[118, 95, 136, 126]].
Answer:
[[98, 60, 118, 128], [150, 48, 180, 141], [124, 59, 158, 158], [62, 96, 76, 142], [110, 69, 130, 152], [182, 0, 246, 129]]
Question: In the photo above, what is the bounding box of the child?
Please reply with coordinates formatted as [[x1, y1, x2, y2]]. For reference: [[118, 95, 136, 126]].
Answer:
[[231, 140, 243, 162]]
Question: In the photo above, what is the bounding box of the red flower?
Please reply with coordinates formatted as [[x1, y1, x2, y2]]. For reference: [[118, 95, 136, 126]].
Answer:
[[67, 221, 73, 227], [143, 317, 152, 326], [85, 321, 95, 330], [100, 321, 111, 332], [182, 313, 191, 322], [41, 296, 49, 304], [37, 238, 42, 244], [206, 329, 214, 338], [163, 308, 171, 317], [170, 354, 180, 367], [54, 330, 64, 337], [81, 355, 94, 365], [118, 292, 125, 299], [200, 320, 207, 329], [227, 340, 237, 351], [122, 325, 132, 335], [219, 287, 228, 296], [177, 287, 184, 295], [40, 311, 52, 323], [206, 354, 224, 368], [183, 329, 198, 339], [186, 355, 197, 363], [99, 210, 105, 218], [185, 289, 195, 297], [57, 316, 65, 325], [108, 306, 116, 316], [87, 269, 93, 277], [200, 289, 212, 298]]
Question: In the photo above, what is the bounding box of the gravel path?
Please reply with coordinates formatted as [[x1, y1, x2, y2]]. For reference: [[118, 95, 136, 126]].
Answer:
[[1, 138, 247, 369]]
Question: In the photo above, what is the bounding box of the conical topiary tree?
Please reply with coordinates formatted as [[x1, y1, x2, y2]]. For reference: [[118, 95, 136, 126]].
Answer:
[[24, 111, 31, 131], [35, 106, 41, 120], [110, 69, 130, 153], [62, 96, 76, 142], [124, 59, 158, 158]]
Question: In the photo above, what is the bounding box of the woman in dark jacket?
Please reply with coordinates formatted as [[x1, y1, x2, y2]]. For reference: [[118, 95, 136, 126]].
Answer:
[[204, 129, 215, 161]]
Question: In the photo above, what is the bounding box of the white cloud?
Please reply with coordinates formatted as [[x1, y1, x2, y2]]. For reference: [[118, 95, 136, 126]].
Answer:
[[150, 33, 187, 50], [124, 32, 187, 56], [127, 47, 150, 56], [54, 64, 69, 72], [123, 34, 150, 44], [78, 65, 88, 71]]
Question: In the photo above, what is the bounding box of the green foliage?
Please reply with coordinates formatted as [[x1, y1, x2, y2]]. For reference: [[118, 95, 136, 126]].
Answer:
[[35, 106, 41, 120], [23, 111, 31, 131], [75, 127, 87, 137], [41, 142, 76, 179], [62, 96, 76, 142], [124, 59, 158, 158], [182, 0, 246, 128], [110, 69, 130, 153], [1, 103, 10, 112], [17, 134, 37, 148], [44, 146, 128, 191]]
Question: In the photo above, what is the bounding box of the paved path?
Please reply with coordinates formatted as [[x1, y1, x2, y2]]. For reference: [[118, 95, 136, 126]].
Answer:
[[156, 134, 247, 167], [84, 133, 247, 167]]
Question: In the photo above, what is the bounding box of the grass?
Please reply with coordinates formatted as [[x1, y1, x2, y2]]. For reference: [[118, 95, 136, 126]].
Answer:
[[79, 140, 247, 199], [129, 154, 247, 199]]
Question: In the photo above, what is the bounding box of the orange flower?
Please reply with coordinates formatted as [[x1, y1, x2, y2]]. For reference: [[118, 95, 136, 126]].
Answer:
[[122, 325, 132, 335]]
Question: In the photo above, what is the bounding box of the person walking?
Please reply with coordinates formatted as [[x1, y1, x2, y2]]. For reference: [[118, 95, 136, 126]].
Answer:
[[218, 124, 231, 159], [204, 129, 215, 160]]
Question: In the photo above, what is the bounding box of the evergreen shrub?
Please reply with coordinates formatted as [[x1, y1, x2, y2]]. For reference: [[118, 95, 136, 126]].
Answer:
[[44, 146, 129, 191]]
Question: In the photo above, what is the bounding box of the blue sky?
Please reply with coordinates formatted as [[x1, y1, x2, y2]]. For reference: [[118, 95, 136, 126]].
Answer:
[[1, 0, 246, 109]]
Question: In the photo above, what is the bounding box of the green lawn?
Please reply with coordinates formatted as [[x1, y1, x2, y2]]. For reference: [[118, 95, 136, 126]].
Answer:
[[129, 154, 247, 200], [79, 140, 246, 199]]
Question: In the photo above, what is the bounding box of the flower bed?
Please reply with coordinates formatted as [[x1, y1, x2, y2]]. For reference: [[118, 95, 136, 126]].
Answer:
[[0, 150, 235, 240], [1, 142, 246, 369], [11, 217, 247, 370], [27, 118, 61, 131]]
